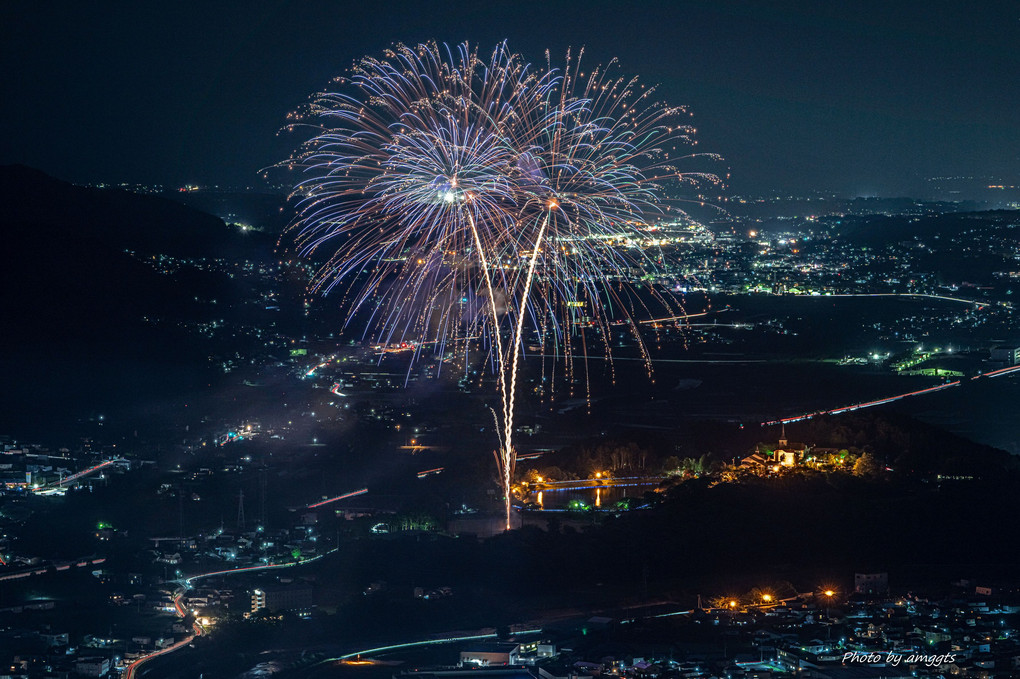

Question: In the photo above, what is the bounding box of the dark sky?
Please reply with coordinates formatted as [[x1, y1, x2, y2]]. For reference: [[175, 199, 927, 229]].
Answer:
[[2, 0, 1018, 195]]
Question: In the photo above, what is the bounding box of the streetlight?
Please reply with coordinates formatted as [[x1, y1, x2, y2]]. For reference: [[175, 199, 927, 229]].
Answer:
[[762, 594, 772, 604], [822, 589, 836, 639]]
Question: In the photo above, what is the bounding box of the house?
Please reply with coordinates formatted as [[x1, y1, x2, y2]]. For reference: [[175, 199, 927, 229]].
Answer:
[[250, 584, 314, 617], [746, 425, 811, 470], [855, 573, 889, 595], [75, 657, 111, 677], [741, 453, 767, 470], [460, 642, 522, 667]]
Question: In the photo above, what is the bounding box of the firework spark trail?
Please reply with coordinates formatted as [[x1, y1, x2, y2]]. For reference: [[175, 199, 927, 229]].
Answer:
[[500, 213, 550, 527], [278, 41, 720, 530], [467, 211, 508, 455]]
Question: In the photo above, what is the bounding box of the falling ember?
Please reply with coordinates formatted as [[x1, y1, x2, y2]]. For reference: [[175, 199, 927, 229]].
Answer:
[[278, 41, 720, 531]]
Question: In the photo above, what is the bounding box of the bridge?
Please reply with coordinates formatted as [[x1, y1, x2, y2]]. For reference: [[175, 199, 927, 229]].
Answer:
[[528, 475, 664, 494], [32, 458, 126, 493]]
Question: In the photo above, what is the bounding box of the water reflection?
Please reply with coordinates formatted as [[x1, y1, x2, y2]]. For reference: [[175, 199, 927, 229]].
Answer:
[[525, 483, 658, 510]]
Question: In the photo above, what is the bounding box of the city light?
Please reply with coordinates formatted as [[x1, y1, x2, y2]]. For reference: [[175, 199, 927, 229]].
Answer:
[[4, 12, 1019, 678]]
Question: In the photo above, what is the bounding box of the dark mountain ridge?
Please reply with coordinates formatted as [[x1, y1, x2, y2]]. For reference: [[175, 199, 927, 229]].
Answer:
[[0, 166, 276, 441], [1, 165, 279, 344], [1, 164, 237, 258]]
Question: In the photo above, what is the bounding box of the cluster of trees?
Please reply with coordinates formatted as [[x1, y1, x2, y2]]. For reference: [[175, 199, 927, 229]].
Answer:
[[518, 441, 888, 488], [788, 413, 1018, 478], [519, 441, 652, 482], [514, 410, 1017, 491], [660, 454, 715, 477], [389, 511, 441, 532], [707, 581, 798, 609]]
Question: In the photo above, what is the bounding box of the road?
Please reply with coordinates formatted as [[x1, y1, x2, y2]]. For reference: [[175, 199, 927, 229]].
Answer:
[[123, 590, 201, 679], [762, 362, 1020, 426], [33, 458, 126, 493], [121, 551, 337, 678], [761, 380, 962, 425], [821, 292, 1012, 309]]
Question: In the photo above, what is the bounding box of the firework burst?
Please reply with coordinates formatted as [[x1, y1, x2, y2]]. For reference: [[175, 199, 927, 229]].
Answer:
[[279, 41, 721, 530]]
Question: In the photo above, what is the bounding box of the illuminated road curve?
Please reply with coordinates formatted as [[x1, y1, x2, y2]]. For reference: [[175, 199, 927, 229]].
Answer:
[[318, 594, 798, 666], [316, 628, 544, 666], [181, 548, 336, 588], [123, 590, 200, 679], [124, 551, 337, 678]]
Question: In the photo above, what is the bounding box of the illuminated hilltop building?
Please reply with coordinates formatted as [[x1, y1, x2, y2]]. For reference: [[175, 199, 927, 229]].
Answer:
[[774, 424, 808, 467], [742, 424, 810, 471]]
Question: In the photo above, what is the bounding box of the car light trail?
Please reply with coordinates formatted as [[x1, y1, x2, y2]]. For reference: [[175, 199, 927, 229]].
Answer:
[[320, 628, 543, 663], [762, 381, 962, 425], [516, 451, 546, 461], [973, 364, 1020, 380], [638, 307, 732, 325], [46, 458, 124, 488], [306, 487, 368, 509], [821, 292, 1012, 308]]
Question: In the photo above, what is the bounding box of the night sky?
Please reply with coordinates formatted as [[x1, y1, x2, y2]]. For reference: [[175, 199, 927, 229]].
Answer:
[[2, 0, 1018, 195]]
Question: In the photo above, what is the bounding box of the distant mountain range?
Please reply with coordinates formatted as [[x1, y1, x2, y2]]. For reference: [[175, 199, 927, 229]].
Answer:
[[0, 165, 275, 344], [0, 164, 274, 257], [0, 165, 294, 441]]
